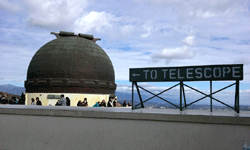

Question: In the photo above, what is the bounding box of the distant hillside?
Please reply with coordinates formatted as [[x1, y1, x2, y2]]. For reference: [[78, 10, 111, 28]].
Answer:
[[0, 84, 25, 95], [115, 91, 178, 105], [115, 91, 150, 101]]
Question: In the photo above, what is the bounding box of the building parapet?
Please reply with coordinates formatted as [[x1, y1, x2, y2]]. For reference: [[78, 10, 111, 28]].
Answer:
[[0, 105, 250, 126]]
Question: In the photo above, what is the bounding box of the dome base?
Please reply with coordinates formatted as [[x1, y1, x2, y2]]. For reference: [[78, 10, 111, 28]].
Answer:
[[25, 78, 116, 94]]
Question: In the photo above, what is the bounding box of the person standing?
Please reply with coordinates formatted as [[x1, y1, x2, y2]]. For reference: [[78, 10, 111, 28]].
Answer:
[[36, 97, 42, 106], [107, 98, 112, 107], [66, 97, 71, 106], [31, 98, 35, 105], [59, 94, 66, 106]]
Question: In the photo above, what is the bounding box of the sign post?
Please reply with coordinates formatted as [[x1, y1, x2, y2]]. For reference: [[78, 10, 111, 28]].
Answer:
[[130, 64, 243, 112]]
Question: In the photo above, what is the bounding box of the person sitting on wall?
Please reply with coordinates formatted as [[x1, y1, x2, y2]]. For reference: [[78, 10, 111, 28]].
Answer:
[[10, 97, 16, 105], [117, 102, 121, 107], [1, 96, 7, 104], [15, 98, 19, 104], [59, 94, 66, 106], [66, 97, 71, 106], [31, 98, 36, 105], [82, 101, 87, 107], [77, 100, 82, 106], [83, 98, 88, 107], [123, 101, 127, 107], [128, 101, 132, 107], [99, 100, 106, 107], [93, 101, 100, 107], [113, 99, 117, 107], [55, 100, 61, 106], [36, 97, 42, 106], [9, 97, 15, 104]]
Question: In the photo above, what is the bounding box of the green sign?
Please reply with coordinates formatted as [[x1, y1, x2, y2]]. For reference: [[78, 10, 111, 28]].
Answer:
[[130, 64, 243, 82]]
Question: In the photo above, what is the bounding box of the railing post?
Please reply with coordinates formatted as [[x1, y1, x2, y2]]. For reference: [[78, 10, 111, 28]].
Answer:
[[180, 81, 183, 111], [210, 80, 212, 112], [235, 80, 240, 113], [132, 82, 134, 109], [135, 82, 144, 108], [182, 82, 187, 108]]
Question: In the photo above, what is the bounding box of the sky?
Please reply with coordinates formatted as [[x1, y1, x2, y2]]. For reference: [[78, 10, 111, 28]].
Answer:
[[0, 0, 250, 105]]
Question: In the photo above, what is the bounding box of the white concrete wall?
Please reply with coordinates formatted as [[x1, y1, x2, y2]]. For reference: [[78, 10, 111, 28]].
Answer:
[[0, 107, 250, 150]]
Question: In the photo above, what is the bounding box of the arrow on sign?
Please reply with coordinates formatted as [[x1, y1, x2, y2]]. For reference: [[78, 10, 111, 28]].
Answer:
[[132, 73, 140, 77]]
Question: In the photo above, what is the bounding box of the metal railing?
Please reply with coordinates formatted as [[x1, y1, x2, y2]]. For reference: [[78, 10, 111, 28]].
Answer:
[[132, 80, 240, 113]]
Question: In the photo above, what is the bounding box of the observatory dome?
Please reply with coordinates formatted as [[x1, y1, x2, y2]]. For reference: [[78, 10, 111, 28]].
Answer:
[[25, 31, 116, 94]]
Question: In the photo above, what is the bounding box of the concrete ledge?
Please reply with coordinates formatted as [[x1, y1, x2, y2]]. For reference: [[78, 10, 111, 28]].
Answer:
[[1, 105, 250, 126]]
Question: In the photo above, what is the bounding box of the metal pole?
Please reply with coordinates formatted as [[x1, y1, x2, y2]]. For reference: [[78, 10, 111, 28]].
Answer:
[[180, 81, 183, 111], [182, 83, 187, 108], [135, 82, 144, 108], [132, 82, 134, 109], [235, 80, 240, 113], [210, 80, 212, 112]]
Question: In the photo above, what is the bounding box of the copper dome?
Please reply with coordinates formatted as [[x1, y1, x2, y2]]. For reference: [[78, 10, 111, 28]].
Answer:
[[25, 31, 116, 94]]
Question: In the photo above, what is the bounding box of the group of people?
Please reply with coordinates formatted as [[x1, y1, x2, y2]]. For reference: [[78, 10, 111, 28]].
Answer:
[[30, 97, 42, 105], [77, 98, 88, 107], [55, 95, 71, 106], [28, 94, 133, 107], [93, 100, 107, 107], [30, 94, 70, 106], [92, 98, 132, 107], [122, 101, 132, 107], [1, 96, 20, 105], [2, 94, 133, 107]]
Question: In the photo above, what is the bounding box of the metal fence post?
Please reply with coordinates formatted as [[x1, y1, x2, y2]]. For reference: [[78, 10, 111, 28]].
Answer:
[[210, 80, 212, 112], [132, 82, 134, 109], [235, 80, 240, 113], [135, 82, 144, 108], [180, 81, 183, 111]]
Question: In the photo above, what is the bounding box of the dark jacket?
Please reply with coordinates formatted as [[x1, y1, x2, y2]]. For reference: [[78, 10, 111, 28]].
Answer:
[[107, 100, 112, 107], [36, 100, 42, 106], [66, 99, 70, 106]]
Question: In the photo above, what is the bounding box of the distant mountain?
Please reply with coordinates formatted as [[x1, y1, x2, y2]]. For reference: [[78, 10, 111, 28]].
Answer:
[[0, 84, 25, 95], [115, 91, 150, 101], [115, 91, 179, 105]]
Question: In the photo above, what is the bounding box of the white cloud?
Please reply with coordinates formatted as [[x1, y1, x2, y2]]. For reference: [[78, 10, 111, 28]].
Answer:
[[121, 25, 135, 36], [188, 10, 216, 18], [135, 0, 246, 17], [0, 0, 22, 12], [140, 24, 153, 38], [151, 46, 195, 64], [25, 0, 88, 28], [181, 36, 195, 46], [74, 11, 120, 33]]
